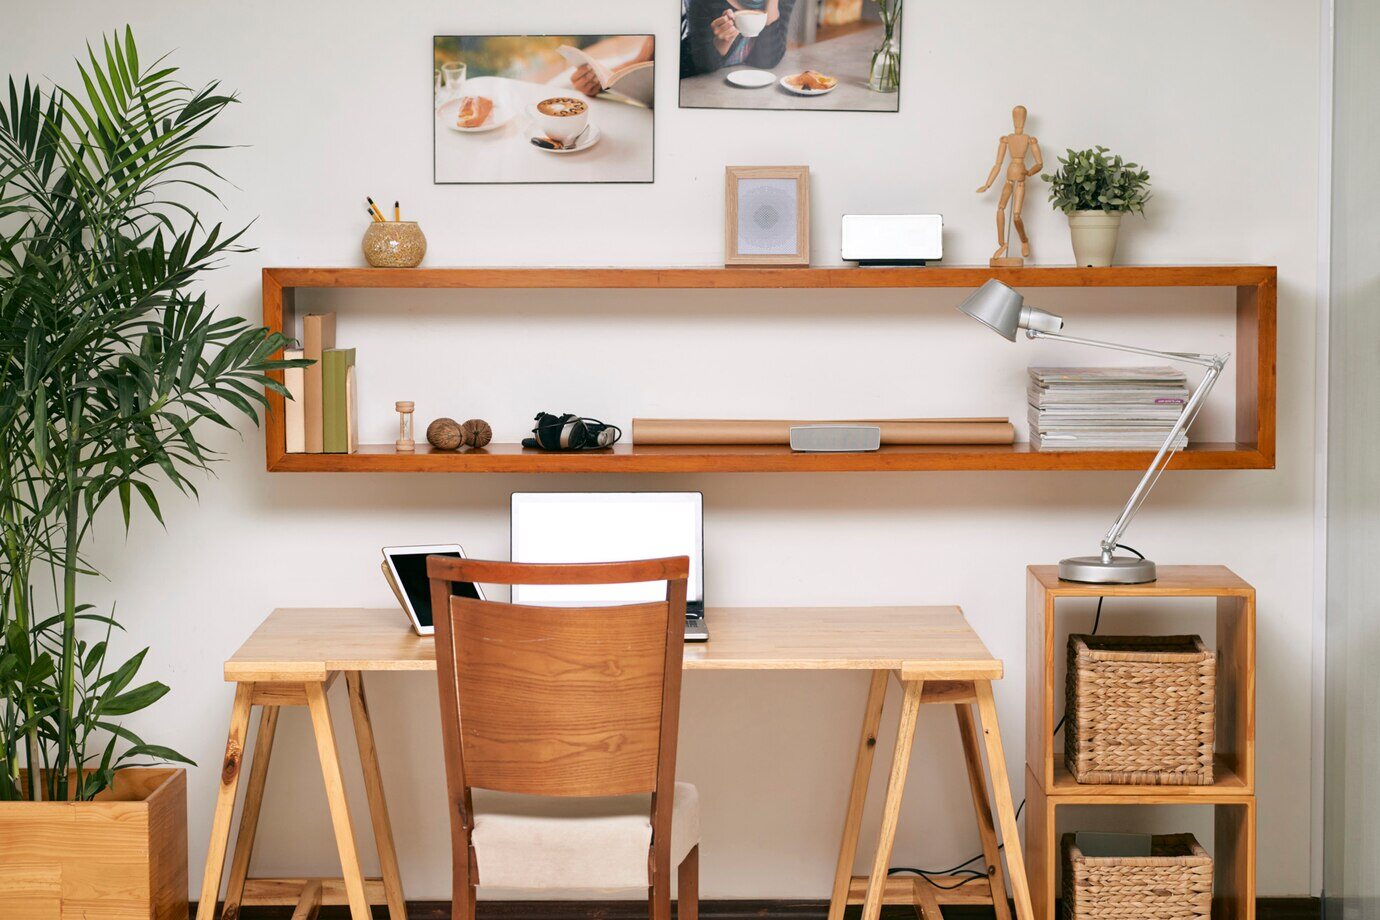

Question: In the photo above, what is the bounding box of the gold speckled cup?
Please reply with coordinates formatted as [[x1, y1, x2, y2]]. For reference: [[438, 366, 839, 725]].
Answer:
[[362, 221, 427, 268]]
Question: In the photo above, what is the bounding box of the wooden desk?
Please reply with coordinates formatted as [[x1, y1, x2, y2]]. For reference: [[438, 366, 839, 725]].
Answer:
[[203, 607, 1032, 920]]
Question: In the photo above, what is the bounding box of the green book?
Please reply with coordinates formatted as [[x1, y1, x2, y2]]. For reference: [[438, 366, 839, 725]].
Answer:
[[321, 347, 356, 454]]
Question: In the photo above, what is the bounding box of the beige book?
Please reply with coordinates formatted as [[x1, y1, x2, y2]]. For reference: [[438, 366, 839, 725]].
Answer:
[[302, 313, 336, 453], [283, 348, 306, 453], [632, 418, 1015, 446]]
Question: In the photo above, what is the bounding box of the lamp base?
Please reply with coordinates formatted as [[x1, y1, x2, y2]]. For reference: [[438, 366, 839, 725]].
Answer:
[[1058, 555, 1157, 584]]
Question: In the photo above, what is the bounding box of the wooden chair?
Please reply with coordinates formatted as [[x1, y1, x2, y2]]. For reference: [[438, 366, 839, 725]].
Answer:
[[428, 556, 698, 920]]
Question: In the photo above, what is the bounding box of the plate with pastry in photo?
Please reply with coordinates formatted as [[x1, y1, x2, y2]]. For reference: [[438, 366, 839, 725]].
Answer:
[[438, 95, 512, 133], [780, 70, 838, 96]]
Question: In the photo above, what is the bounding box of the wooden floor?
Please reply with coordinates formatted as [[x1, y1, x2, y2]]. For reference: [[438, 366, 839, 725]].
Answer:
[[191, 896, 1320, 920]]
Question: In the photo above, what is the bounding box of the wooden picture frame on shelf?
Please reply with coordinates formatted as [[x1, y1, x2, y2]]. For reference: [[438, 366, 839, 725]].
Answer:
[[725, 166, 810, 267]]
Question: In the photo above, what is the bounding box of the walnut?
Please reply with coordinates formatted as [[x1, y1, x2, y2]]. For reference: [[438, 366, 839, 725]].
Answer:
[[461, 418, 493, 449], [426, 417, 463, 451]]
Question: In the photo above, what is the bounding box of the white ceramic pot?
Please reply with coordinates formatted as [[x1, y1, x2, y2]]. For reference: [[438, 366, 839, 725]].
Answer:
[[1067, 210, 1124, 267]]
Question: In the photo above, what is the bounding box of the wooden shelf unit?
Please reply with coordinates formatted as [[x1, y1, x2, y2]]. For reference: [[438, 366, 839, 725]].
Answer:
[[261, 265, 1277, 474], [1024, 565, 1257, 920], [1049, 754, 1248, 796]]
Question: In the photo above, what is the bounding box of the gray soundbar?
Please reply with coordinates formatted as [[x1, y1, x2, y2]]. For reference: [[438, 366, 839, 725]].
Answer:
[[789, 425, 883, 453]]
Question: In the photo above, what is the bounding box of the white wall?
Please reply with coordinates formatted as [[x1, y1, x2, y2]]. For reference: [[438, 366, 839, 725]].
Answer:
[[5, 0, 1321, 899]]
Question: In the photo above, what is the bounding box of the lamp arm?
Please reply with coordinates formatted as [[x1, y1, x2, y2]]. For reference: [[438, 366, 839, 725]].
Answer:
[[1027, 329, 1230, 562], [1027, 329, 1222, 368], [1099, 360, 1224, 559]]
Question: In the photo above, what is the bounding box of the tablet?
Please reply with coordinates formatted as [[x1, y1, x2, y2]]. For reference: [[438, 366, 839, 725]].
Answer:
[[381, 544, 485, 636]]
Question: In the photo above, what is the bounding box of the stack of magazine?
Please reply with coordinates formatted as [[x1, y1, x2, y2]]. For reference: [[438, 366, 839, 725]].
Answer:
[[1028, 367, 1190, 451]]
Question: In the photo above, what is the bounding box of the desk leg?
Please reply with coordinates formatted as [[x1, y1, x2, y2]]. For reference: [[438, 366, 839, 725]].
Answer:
[[911, 876, 942, 920], [197, 682, 255, 920], [955, 703, 1013, 920], [305, 680, 372, 920], [974, 681, 1034, 920], [828, 669, 890, 920], [221, 706, 280, 920], [346, 672, 408, 920], [860, 678, 924, 920]]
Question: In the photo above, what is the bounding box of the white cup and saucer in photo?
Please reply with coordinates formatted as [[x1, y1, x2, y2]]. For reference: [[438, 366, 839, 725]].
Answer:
[[723, 9, 774, 88], [528, 96, 602, 153]]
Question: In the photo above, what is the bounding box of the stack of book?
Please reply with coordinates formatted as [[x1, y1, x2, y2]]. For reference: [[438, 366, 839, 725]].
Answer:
[[282, 312, 358, 454], [1027, 366, 1190, 451]]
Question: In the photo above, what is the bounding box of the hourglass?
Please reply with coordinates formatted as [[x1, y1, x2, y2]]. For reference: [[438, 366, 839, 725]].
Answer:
[[395, 401, 416, 452]]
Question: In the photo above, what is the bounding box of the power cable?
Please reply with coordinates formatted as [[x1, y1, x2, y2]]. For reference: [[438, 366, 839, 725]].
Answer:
[[885, 547, 1143, 892]]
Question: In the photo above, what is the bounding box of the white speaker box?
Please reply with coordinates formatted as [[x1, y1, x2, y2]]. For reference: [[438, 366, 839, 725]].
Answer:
[[841, 214, 943, 266]]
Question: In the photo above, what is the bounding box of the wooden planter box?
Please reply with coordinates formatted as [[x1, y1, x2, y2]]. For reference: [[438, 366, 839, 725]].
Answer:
[[0, 767, 187, 920]]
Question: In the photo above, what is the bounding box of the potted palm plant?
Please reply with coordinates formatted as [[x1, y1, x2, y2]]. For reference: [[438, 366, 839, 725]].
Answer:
[[0, 28, 300, 917], [1042, 146, 1151, 267]]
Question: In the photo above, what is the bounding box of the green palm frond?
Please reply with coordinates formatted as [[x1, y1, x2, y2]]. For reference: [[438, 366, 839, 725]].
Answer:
[[0, 26, 307, 801]]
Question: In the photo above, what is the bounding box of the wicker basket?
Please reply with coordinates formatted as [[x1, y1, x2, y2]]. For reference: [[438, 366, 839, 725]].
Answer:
[[1062, 833, 1213, 920], [1065, 634, 1215, 785]]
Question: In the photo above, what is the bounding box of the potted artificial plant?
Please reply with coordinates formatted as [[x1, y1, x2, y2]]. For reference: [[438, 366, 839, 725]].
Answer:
[[0, 28, 299, 918], [1042, 146, 1151, 267]]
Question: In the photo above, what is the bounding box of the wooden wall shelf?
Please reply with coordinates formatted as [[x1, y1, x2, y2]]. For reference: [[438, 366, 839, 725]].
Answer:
[[264, 264, 1274, 290], [268, 441, 1263, 474], [262, 265, 1277, 474]]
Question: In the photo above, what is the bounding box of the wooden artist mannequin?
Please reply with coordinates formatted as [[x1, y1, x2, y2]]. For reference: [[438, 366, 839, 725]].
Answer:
[[977, 105, 1043, 267]]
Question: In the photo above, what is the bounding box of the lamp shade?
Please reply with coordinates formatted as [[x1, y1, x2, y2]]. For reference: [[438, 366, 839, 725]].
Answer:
[[956, 279, 1064, 340], [956, 279, 1027, 341]]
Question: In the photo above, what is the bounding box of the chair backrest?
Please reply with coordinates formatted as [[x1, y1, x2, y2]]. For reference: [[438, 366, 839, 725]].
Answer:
[[428, 556, 689, 807]]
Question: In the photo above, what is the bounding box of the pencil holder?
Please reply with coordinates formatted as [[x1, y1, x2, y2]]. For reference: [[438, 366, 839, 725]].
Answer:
[[363, 221, 427, 268]]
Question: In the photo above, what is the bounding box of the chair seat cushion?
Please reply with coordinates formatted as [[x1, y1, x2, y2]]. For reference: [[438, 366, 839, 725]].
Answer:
[[472, 782, 699, 890]]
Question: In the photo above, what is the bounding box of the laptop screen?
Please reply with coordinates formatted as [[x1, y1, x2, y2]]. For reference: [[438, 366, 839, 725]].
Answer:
[[510, 492, 703, 607]]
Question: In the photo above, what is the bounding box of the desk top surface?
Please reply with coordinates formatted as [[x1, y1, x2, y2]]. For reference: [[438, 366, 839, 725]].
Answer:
[[224, 606, 1000, 683]]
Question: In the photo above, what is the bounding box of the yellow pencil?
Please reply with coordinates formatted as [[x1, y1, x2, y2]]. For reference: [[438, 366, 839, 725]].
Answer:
[[393, 200, 400, 222], [366, 197, 386, 222]]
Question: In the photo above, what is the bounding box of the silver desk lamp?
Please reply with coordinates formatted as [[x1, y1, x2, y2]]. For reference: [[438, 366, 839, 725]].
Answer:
[[956, 279, 1229, 584]]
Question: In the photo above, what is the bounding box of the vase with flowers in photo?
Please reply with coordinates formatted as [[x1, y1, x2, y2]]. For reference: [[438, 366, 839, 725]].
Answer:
[[1042, 146, 1151, 267], [866, 0, 902, 93]]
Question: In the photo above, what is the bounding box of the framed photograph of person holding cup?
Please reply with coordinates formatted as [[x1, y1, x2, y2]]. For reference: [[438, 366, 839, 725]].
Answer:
[[679, 0, 902, 112], [434, 35, 655, 184]]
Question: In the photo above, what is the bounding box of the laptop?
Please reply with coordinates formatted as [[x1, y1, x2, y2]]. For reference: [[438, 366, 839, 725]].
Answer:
[[510, 492, 709, 641]]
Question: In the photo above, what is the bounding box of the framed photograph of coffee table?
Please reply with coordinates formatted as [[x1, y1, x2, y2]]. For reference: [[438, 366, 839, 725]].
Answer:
[[679, 0, 902, 112], [434, 34, 655, 184]]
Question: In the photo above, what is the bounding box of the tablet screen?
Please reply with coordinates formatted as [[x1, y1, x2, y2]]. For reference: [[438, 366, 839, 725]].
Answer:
[[389, 550, 481, 628]]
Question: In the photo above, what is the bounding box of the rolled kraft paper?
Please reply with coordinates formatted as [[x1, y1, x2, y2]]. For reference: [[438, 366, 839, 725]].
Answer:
[[632, 418, 1015, 446]]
